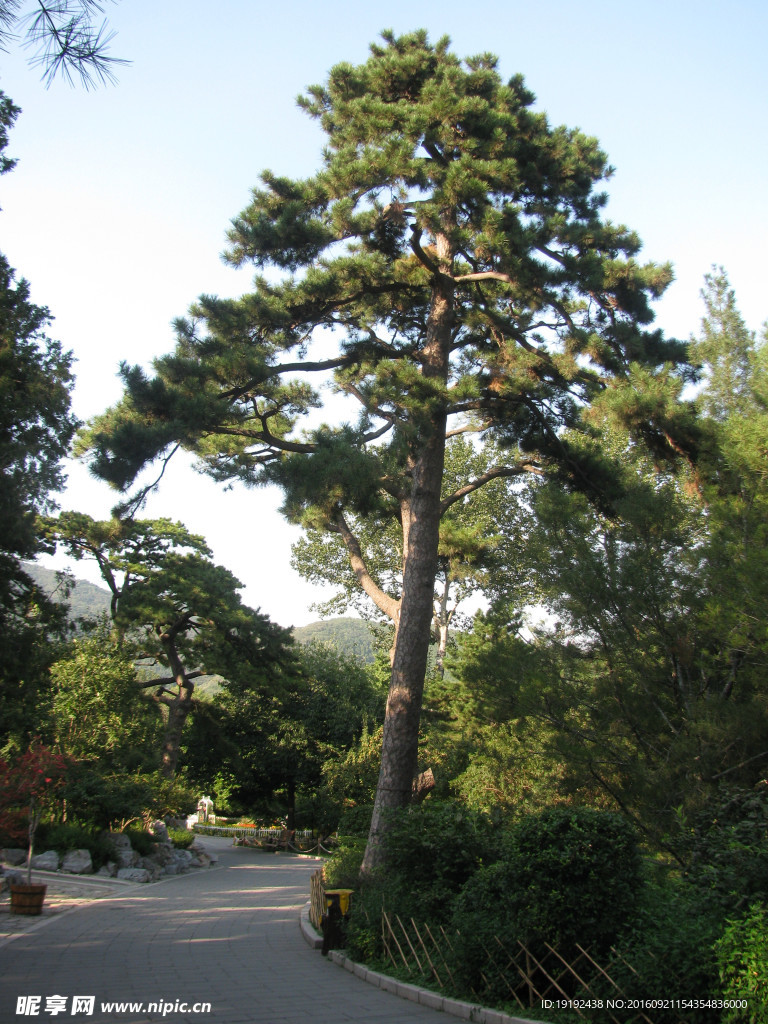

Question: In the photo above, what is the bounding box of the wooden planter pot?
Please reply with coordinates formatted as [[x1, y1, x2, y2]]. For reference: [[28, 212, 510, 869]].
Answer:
[[9, 883, 47, 916]]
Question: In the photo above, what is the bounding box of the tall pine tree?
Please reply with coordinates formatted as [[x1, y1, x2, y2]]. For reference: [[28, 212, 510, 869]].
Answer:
[[80, 32, 698, 870]]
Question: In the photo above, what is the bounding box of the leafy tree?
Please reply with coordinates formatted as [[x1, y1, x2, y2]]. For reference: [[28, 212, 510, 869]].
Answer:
[[693, 267, 759, 422], [0, 94, 77, 569], [49, 626, 161, 770], [322, 722, 383, 809], [450, 274, 768, 852], [0, 90, 77, 746], [0, 740, 69, 879], [691, 269, 768, 703], [196, 640, 385, 825], [0, 0, 127, 88], [292, 435, 530, 673], [79, 32, 698, 871], [45, 513, 296, 777]]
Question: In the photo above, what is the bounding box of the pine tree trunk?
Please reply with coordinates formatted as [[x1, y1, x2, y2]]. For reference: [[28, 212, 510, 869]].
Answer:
[[159, 622, 194, 779], [160, 688, 194, 779], [361, 232, 453, 875]]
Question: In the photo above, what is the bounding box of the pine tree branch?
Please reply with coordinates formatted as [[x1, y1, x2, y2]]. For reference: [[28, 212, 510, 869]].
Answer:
[[453, 270, 514, 285], [332, 510, 401, 623], [137, 669, 204, 690], [219, 356, 352, 400], [113, 443, 181, 519], [440, 463, 542, 513], [409, 226, 439, 273], [212, 423, 317, 455]]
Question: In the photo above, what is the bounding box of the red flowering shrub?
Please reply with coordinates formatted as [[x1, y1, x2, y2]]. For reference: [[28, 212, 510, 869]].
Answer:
[[0, 741, 70, 881]]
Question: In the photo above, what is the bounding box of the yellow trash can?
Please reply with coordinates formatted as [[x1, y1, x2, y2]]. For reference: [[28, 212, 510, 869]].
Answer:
[[321, 889, 354, 954]]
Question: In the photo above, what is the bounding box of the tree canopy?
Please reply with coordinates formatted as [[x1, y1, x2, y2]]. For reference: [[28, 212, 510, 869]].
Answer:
[[80, 31, 699, 870], [45, 512, 297, 777], [0, 90, 77, 746], [446, 270, 768, 854]]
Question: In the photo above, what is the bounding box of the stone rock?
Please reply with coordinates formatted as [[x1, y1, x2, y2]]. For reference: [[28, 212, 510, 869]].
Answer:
[[1, 848, 27, 867], [188, 841, 216, 868], [117, 867, 151, 883], [162, 863, 179, 876], [173, 848, 193, 867], [97, 862, 117, 877], [105, 834, 139, 869], [138, 857, 162, 881], [30, 850, 59, 871], [107, 832, 132, 850], [149, 820, 169, 843], [2, 866, 25, 886], [61, 849, 93, 875], [144, 843, 174, 867]]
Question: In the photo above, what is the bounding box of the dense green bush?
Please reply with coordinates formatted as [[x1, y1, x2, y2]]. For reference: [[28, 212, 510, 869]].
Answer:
[[33, 822, 115, 870], [688, 785, 768, 914], [448, 808, 642, 1000], [343, 801, 494, 962], [123, 827, 159, 856], [323, 837, 366, 889], [377, 801, 494, 896], [57, 763, 195, 831], [60, 764, 157, 829], [168, 828, 194, 849], [336, 804, 373, 837], [331, 800, 768, 1020], [715, 903, 768, 1023], [505, 807, 642, 950], [610, 874, 722, 1023]]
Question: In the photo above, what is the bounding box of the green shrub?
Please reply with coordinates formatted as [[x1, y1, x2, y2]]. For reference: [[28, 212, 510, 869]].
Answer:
[[336, 804, 373, 837], [33, 822, 115, 870], [168, 828, 194, 849], [343, 802, 494, 963], [504, 807, 642, 950], [61, 766, 157, 829], [377, 801, 494, 908], [123, 827, 158, 856], [324, 836, 366, 889], [612, 874, 722, 1024], [448, 808, 643, 1001], [688, 785, 768, 914], [715, 903, 768, 1023]]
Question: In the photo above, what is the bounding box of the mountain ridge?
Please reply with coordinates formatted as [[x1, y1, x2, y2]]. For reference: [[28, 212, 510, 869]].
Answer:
[[25, 563, 376, 662]]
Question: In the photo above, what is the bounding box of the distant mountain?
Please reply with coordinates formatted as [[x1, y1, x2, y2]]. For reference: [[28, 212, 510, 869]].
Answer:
[[293, 617, 377, 664], [26, 563, 377, 666], [24, 562, 112, 621]]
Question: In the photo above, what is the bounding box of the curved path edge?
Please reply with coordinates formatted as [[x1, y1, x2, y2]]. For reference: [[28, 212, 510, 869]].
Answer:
[[298, 902, 541, 1024]]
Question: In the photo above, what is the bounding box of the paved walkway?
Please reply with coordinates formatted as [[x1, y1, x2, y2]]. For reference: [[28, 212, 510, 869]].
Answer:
[[0, 838, 457, 1024]]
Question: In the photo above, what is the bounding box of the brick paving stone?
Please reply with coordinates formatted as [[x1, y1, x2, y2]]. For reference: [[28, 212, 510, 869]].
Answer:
[[0, 871, 133, 944], [0, 837, 456, 1024]]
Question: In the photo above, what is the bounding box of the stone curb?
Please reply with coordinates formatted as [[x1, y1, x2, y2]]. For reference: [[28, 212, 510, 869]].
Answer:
[[14, 868, 138, 887], [298, 905, 540, 1024], [300, 901, 323, 949]]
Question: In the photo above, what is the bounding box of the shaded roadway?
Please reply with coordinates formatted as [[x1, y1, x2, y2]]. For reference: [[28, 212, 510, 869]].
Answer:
[[0, 837, 455, 1024]]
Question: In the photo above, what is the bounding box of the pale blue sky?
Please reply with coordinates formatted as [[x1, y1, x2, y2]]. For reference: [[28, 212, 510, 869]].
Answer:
[[1, 0, 766, 625]]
